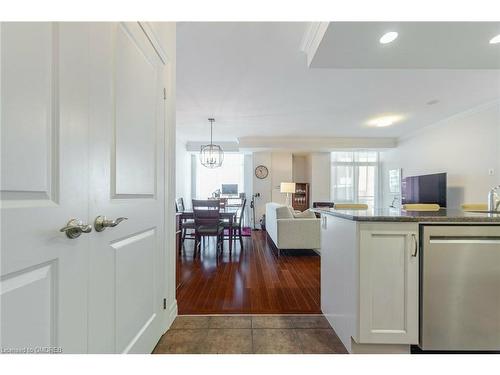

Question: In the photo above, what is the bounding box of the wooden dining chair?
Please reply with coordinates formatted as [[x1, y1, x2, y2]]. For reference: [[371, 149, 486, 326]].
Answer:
[[192, 199, 224, 258], [176, 198, 195, 249], [219, 198, 228, 210], [223, 198, 247, 248]]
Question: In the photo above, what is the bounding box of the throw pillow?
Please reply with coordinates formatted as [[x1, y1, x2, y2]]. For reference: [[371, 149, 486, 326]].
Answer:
[[293, 209, 316, 219]]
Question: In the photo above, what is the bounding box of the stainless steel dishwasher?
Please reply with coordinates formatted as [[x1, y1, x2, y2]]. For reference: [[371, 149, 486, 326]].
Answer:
[[420, 225, 500, 351]]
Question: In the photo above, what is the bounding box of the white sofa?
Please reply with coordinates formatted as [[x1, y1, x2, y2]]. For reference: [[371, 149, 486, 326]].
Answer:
[[265, 202, 321, 254]]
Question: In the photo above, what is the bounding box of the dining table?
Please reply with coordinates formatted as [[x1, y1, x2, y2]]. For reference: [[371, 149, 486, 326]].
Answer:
[[178, 209, 238, 252]]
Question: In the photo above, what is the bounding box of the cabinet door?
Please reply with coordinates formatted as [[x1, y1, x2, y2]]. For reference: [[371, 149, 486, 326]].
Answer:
[[358, 223, 418, 344]]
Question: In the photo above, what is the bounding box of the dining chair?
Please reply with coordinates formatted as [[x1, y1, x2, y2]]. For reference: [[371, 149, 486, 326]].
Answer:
[[219, 198, 228, 210], [223, 198, 247, 248], [192, 199, 224, 258], [176, 198, 195, 249]]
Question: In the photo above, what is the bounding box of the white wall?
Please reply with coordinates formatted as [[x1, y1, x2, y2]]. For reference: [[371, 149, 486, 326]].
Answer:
[[271, 152, 293, 203], [251, 151, 294, 222], [380, 102, 500, 209], [292, 155, 308, 182], [251, 151, 331, 217], [252, 152, 273, 222], [175, 140, 192, 208], [309, 152, 331, 207]]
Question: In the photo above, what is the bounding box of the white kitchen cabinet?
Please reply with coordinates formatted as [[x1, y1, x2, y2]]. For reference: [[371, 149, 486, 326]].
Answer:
[[357, 223, 419, 344]]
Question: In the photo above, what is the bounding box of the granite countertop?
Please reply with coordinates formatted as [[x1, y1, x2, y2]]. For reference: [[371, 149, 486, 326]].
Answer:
[[311, 207, 500, 223]]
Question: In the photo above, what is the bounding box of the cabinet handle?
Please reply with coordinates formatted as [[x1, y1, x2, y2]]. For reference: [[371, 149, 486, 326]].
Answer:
[[411, 234, 418, 257]]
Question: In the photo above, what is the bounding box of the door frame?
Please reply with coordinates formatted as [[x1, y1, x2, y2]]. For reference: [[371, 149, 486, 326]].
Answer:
[[138, 22, 178, 334]]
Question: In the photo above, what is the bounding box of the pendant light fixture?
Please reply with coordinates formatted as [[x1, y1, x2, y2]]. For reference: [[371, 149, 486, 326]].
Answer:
[[200, 118, 224, 168]]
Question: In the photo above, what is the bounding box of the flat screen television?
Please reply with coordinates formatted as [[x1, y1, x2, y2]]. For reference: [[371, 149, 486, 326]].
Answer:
[[221, 184, 238, 195], [401, 172, 447, 208]]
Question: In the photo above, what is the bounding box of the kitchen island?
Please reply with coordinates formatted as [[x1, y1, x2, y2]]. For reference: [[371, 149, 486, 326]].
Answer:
[[312, 207, 500, 353]]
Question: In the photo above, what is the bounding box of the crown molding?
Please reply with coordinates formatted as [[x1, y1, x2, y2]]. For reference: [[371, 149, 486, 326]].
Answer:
[[237, 136, 397, 151], [138, 22, 168, 64], [300, 22, 330, 67], [398, 98, 500, 143]]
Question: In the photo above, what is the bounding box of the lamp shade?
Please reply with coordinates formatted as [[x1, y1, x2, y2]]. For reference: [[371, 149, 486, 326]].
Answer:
[[280, 182, 296, 194]]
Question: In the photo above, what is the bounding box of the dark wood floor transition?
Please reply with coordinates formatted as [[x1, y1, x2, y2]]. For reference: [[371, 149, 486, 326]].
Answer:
[[176, 230, 321, 314]]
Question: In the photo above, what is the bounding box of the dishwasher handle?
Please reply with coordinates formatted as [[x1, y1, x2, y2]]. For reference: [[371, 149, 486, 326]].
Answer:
[[429, 236, 500, 244]]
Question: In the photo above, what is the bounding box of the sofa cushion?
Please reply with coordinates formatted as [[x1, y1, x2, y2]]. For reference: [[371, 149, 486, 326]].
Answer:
[[293, 209, 316, 219], [276, 206, 294, 219]]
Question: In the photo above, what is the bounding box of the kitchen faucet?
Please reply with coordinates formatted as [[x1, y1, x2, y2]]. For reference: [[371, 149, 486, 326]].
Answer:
[[488, 185, 500, 212]]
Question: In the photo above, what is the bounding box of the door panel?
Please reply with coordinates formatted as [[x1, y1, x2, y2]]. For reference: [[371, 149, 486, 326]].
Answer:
[[1, 23, 56, 201], [1, 22, 89, 353], [88, 22, 166, 353], [114, 25, 157, 197], [113, 229, 156, 352], [1, 262, 56, 349]]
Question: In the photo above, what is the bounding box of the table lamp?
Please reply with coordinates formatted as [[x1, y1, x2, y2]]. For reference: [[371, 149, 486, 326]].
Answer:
[[280, 182, 296, 207]]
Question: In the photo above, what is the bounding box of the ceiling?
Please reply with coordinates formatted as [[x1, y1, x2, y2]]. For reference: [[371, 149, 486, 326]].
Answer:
[[177, 22, 500, 144], [309, 22, 500, 69]]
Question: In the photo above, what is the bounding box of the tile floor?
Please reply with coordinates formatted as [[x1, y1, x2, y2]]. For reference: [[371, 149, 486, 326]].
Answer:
[[152, 315, 348, 354]]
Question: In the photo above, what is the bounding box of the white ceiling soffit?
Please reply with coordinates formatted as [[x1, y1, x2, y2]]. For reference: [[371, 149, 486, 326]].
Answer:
[[185, 141, 240, 152], [177, 22, 500, 144], [237, 136, 397, 152], [305, 22, 500, 69]]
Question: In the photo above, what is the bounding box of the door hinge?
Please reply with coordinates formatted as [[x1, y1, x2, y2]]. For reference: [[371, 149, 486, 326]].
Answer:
[[163, 298, 167, 310], [163, 88, 166, 100]]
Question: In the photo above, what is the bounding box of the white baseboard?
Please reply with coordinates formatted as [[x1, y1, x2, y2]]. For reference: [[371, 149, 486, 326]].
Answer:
[[166, 300, 178, 331]]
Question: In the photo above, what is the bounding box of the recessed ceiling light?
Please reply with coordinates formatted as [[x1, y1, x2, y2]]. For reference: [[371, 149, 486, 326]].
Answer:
[[489, 34, 500, 44], [367, 115, 403, 128], [379, 31, 398, 44]]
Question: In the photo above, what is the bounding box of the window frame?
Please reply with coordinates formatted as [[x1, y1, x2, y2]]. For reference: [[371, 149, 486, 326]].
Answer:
[[330, 151, 380, 208]]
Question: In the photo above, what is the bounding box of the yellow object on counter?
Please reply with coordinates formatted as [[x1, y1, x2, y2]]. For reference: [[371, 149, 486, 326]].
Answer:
[[402, 203, 440, 211], [461, 203, 488, 212], [334, 203, 369, 210]]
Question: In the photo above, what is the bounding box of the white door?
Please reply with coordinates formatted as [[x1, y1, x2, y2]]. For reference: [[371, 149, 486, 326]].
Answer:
[[86, 23, 167, 353], [1, 22, 170, 354], [1, 23, 90, 353]]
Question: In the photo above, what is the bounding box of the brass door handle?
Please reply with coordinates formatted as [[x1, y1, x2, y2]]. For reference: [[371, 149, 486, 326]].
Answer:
[[60, 219, 92, 239], [94, 216, 128, 232]]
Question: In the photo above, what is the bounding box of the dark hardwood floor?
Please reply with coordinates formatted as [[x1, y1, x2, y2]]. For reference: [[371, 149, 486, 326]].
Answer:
[[176, 230, 321, 314]]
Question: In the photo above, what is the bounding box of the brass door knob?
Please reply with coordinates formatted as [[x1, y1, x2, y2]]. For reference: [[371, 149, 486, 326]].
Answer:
[[94, 216, 128, 232], [60, 219, 92, 239]]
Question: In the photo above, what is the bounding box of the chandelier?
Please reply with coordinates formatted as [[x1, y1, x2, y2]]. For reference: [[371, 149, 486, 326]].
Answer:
[[200, 118, 224, 168]]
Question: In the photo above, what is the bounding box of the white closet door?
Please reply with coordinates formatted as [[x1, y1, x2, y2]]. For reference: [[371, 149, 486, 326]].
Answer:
[[87, 22, 167, 353], [1, 22, 90, 353]]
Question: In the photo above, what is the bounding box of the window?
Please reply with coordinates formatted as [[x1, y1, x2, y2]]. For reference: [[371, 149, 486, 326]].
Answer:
[[193, 153, 245, 199], [331, 151, 379, 208]]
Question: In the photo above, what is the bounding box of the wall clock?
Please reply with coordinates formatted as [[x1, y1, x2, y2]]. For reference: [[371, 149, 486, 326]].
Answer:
[[255, 165, 269, 179]]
